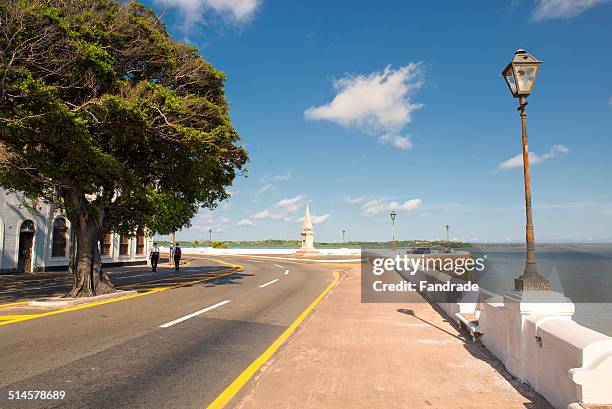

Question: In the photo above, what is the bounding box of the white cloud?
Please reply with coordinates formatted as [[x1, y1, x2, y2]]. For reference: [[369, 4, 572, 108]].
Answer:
[[255, 183, 273, 196], [254, 171, 291, 197], [191, 210, 231, 232], [194, 211, 214, 225], [377, 134, 414, 150], [344, 196, 367, 204], [154, 0, 260, 26], [252, 194, 306, 221], [272, 172, 291, 182], [236, 218, 256, 227], [305, 64, 424, 149], [531, 0, 609, 21], [361, 198, 422, 217], [393, 199, 423, 212], [295, 214, 330, 225], [498, 144, 569, 170], [361, 199, 388, 216]]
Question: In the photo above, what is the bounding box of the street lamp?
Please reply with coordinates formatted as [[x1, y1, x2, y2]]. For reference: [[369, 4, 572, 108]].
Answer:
[[208, 228, 212, 243], [501, 49, 549, 291], [342, 229, 346, 243], [390, 211, 397, 250], [445, 224, 450, 242]]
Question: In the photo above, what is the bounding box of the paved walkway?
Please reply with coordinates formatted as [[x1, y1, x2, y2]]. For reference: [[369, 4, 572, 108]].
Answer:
[[234, 266, 552, 409]]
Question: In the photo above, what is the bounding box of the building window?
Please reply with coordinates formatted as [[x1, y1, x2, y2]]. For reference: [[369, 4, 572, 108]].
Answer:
[[18, 220, 36, 273], [21, 220, 35, 233], [136, 229, 145, 255], [51, 218, 68, 257], [119, 235, 130, 256], [101, 233, 112, 256]]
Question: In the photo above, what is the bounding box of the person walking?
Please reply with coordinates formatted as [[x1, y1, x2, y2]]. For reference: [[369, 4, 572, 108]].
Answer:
[[150, 242, 160, 272], [173, 243, 182, 271]]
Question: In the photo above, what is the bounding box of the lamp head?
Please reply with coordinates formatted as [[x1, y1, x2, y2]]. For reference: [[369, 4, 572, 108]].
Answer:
[[502, 49, 542, 98]]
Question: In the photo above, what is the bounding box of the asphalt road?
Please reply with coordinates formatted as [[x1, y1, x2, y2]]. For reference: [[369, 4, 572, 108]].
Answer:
[[0, 256, 336, 408]]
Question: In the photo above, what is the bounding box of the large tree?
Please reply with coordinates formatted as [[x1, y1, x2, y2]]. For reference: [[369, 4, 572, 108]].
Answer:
[[0, 0, 247, 296]]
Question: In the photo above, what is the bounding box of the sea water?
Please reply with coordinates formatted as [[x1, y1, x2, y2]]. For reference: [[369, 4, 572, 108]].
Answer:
[[468, 243, 612, 336]]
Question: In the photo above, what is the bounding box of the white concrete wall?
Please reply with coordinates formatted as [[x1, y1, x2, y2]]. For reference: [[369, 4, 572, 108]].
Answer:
[[521, 315, 612, 409], [479, 296, 508, 363], [401, 264, 612, 409], [476, 295, 612, 409], [160, 246, 361, 256]]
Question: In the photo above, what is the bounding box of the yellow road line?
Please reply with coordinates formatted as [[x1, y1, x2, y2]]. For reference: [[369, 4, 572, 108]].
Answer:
[[0, 314, 39, 320], [0, 301, 28, 308], [197, 257, 245, 269], [138, 269, 239, 292], [0, 263, 243, 327], [206, 270, 341, 409]]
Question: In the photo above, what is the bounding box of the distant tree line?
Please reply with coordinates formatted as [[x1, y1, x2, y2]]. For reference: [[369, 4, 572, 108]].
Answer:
[[160, 239, 471, 249]]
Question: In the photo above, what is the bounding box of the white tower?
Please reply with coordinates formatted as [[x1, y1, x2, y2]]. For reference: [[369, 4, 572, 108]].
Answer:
[[299, 204, 315, 251]]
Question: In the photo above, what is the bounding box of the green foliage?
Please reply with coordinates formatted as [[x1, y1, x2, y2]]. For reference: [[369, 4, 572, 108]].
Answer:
[[210, 241, 228, 249], [0, 0, 247, 237]]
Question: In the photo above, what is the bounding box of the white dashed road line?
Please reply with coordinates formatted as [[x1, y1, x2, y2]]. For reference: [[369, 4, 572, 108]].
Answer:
[[273, 264, 285, 269], [284, 269, 289, 275], [159, 300, 231, 328], [258, 279, 279, 288]]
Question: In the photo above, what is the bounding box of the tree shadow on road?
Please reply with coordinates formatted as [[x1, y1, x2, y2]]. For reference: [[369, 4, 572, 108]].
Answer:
[[121, 270, 255, 292], [202, 272, 255, 287], [0, 265, 257, 301]]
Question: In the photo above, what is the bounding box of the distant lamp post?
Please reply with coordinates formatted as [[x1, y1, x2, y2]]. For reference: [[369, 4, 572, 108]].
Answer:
[[445, 224, 450, 242], [342, 229, 346, 243], [390, 211, 397, 250], [501, 49, 549, 291], [209, 228, 213, 243]]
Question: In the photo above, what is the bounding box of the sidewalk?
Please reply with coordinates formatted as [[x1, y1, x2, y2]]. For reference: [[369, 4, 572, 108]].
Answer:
[[0, 272, 68, 283], [234, 266, 552, 409], [0, 255, 177, 284]]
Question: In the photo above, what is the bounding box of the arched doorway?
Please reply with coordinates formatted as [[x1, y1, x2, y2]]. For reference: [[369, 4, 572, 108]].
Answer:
[[17, 220, 35, 273]]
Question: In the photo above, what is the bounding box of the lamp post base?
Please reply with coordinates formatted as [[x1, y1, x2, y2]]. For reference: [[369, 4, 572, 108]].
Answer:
[[514, 275, 550, 291]]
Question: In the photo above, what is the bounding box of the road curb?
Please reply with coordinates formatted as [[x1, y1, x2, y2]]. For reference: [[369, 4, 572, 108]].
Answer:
[[206, 270, 341, 409], [28, 290, 138, 307]]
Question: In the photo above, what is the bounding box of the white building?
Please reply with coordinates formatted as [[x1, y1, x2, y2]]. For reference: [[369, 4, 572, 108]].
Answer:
[[0, 188, 151, 274]]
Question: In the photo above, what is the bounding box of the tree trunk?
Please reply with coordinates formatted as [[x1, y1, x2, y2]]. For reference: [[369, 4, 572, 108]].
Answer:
[[64, 212, 115, 298], [68, 219, 77, 275]]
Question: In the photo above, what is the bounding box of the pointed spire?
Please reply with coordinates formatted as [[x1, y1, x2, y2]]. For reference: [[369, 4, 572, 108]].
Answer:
[[302, 203, 313, 230]]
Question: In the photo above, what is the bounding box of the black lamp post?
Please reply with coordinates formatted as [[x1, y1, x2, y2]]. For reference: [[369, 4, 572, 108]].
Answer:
[[390, 211, 397, 250]]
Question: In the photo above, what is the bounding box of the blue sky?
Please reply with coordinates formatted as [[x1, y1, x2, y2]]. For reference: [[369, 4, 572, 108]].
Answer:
[[143, 0, 612, 243]]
